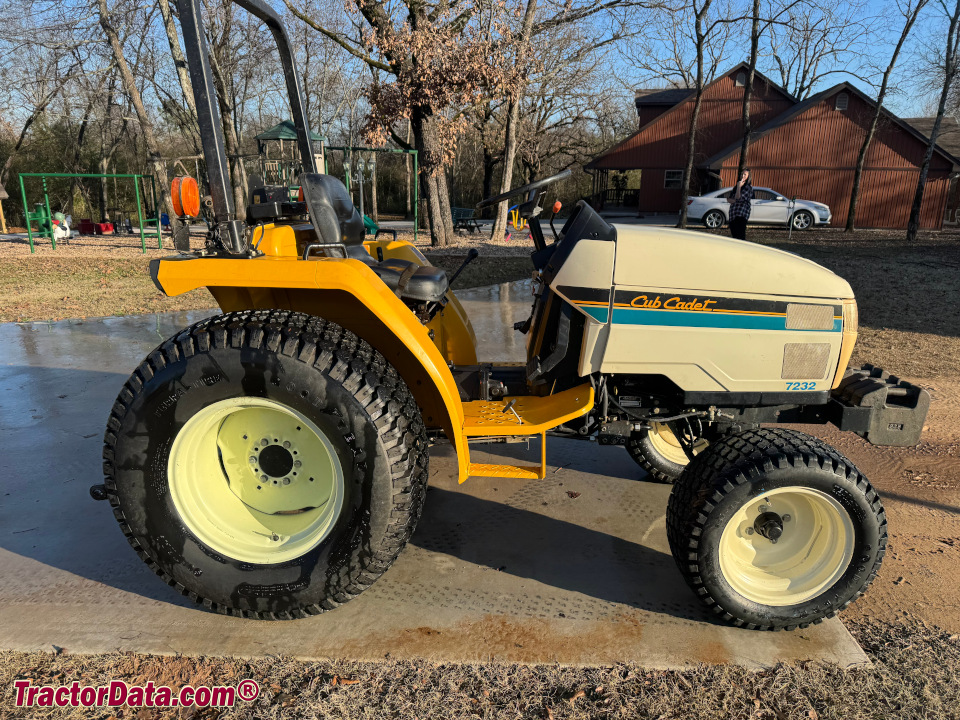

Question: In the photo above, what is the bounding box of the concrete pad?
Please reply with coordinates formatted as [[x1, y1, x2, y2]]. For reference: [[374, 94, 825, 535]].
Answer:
[[0, 287, 867, 668]]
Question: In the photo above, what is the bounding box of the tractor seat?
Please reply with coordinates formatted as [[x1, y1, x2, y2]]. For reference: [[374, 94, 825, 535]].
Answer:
[[347, 251, 449, 304], [299, 172, 448, 304]]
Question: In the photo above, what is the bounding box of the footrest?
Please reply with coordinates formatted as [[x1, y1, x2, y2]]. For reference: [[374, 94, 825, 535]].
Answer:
[[467, 431, 547, 480], [461, 383, 593, 438], [468, 462, 543, 480]]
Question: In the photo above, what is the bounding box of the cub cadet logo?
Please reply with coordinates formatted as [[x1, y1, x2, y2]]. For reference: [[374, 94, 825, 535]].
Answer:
[[630, 295, 718, 311]]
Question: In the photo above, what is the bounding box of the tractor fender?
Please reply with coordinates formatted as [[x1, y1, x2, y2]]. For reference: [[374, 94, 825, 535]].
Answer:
[[150, 255, 470, 481]]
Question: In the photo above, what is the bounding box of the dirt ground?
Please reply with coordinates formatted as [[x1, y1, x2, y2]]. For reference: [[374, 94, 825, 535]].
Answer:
[[2, 621, 959, 719]]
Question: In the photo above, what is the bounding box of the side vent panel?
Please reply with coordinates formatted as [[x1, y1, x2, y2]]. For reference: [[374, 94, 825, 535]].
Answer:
[[786, 303, 835, 330], [782, 343, 831, 379]]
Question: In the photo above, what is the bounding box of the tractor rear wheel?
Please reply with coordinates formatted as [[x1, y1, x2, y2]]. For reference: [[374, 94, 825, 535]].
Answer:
[[666, 428, 886, 630], [102, 310, 427, 619], [625, 422, 710, 483]]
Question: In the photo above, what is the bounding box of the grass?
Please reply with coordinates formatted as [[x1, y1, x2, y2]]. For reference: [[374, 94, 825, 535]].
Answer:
[[0, 257, 216, 323], [2, 620, 958, 719], [0, 254, 532, 324]]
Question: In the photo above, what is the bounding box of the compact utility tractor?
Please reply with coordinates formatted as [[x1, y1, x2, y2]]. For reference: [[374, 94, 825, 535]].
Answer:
[[92, 0, 930, 630]]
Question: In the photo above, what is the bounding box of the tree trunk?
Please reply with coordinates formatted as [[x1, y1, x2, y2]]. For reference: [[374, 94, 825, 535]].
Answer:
[[404, 120, 412, 220], [481, 146, 497, 219], [157, 0, 198, 119], [371, 159, 379, 222], [68, 100, 93, 215], [678, 92, 705, 228], [491, 96, 522, 240], [96, 0, 173, 238], [678, 0, 713, 229], [907, 0, 958, 241], [490, 0, 538, 241], [209, 49, 249, 215], [847, 1, 926, 231], [412, 109, 453, 246], [735, 0, 760, 181]]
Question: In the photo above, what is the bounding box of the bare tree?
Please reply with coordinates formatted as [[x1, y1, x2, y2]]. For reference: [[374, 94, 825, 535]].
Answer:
[[488, 0, 539, 243], [96, 0, 174, 228], [846, 0, 929, 231], [0, 39, 79, 186], [733, 0, 761, 183], [767, 0, 873, 99], [907, 0, 960, 241]]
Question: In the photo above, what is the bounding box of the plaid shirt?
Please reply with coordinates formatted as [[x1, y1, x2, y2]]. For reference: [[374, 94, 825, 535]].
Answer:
[[729, 184, 753, 220]]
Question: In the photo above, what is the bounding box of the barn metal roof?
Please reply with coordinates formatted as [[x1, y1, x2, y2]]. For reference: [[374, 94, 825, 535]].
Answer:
[[904, 117, 960, 161], [634, 88, 693, 105]]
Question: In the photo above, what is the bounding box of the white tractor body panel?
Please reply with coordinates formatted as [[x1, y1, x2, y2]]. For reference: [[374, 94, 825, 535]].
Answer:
[[551, 225, 854, 394]]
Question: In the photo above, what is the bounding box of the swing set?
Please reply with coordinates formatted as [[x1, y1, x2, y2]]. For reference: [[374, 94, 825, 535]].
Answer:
[[18, 172, 162, 253]]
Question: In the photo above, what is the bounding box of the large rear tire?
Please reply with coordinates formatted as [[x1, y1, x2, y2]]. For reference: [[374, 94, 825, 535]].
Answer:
[[666, 428, 886, 630], [102, 310, 428, 619]]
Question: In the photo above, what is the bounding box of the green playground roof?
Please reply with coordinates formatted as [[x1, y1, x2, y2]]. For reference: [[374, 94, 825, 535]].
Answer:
[[254, 120, 325, 143]]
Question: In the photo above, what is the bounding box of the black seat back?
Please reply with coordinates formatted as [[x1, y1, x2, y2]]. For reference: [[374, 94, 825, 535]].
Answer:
[[299, 173, 365, 250]]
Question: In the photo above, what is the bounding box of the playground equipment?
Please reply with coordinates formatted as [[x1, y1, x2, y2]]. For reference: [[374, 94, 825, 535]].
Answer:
[[18, 173, 162, 253], [256, 120, 325, 188], [92, 0, 930, 631], [509, 205, 528, 230]]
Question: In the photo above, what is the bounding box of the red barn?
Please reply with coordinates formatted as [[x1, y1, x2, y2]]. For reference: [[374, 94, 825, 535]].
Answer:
[[586, 66, 959, 229]]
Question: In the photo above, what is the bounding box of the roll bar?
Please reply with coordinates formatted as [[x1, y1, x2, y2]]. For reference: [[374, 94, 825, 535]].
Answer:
[[176, 0, 317, 254]]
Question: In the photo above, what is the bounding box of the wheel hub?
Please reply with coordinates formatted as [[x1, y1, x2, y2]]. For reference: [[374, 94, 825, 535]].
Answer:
[[168, 397, 345, 564], [257, 443, 295, 478], [753, 511, 784, 543], [718, 487, 854, 606]]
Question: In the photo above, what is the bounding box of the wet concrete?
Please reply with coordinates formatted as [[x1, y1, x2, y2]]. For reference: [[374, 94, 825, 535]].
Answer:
[[0, 283, 867, 667]]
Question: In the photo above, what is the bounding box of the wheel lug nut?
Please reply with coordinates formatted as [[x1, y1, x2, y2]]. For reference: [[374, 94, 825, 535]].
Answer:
[[782, 514, 791, 522], [271, 534, 279, 541], [746, 527, 755, 535], [758, 505, 769, 513], [260, 474, 268, 482], [283, 441, 291, 449], [294, 460, 302, 468], [282, 477, 291, 485], [249, 456, 256, 464], [261, 438, 269, 446]]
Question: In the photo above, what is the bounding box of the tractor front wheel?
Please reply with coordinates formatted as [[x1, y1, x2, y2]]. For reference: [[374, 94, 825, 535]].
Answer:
[[102, 310, 427, 619], [666, 428, 886, 630], [625, 422, 710, 483]]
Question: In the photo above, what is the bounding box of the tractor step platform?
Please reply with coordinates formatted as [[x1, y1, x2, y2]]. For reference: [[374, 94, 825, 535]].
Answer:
[[462, 384, 594, 480]]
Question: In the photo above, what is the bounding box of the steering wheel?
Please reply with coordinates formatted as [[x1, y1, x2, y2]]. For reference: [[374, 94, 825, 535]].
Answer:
[[475, 169, 572, 209]]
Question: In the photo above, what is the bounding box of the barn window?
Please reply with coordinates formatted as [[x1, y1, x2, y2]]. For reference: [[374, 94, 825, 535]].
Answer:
[[664, 170, 684, 189], [835, 93, 849, 111], [735, 71, 746, 87]]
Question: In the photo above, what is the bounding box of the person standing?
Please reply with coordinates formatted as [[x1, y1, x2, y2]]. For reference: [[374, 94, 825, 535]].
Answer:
[[726, 169, 753, 240]]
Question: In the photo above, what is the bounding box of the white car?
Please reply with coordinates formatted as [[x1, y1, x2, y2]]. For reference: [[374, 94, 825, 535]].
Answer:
[[687, 187, 832, 231]]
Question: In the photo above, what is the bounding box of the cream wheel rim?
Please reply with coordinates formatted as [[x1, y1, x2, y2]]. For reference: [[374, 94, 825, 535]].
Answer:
[[168, 397, 345, 564], [647, 422, 709, 466], [718, 487, 854, 606]]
